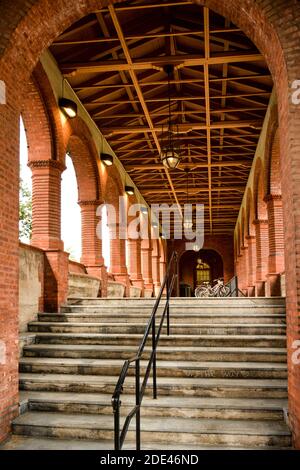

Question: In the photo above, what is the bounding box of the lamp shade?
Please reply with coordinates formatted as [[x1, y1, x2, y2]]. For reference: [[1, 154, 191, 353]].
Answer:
[[101, 153, 113, 166], [59, 98, 77, 118], [161, 150, 181, 169]]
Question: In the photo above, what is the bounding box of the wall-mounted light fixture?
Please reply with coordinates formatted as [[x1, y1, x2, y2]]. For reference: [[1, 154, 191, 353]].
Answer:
[[100, 153, 114, 166], [141, 206, 148, 214], [59, 98, 77, 119], [125, 185, 135, 196], [152, 221, 158, 229]]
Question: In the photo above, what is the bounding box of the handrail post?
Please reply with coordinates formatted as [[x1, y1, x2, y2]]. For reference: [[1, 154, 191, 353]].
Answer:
[[136, 359, 141, 451], [112, 398, 121, 451], [152, 317, 157, 399], [166, 276, 170, 336]]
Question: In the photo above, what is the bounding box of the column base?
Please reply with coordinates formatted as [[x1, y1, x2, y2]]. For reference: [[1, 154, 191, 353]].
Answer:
[[44, 250, 69, 312], [86, 265, 108, 297], [265, 273, 282, 297], [255, 281, 266, 297], [113, 273, 131, 297], [130, 278, 145, 297], [248, 286, 255, 297], [154, 283, 161, 297], [144, 282, 154, 298]]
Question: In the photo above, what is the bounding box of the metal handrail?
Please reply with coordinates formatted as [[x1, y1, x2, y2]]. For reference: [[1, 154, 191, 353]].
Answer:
[[226, 275, 246, 297], [111, 251, 178, 451]]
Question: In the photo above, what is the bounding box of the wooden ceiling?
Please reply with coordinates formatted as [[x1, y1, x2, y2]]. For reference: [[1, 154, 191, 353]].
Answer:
[[50, 0, 273, 235]]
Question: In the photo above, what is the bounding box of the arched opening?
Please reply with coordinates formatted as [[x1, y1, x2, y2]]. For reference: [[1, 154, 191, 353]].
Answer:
[[101, 205, 110, 271], [61, 153, 81, 261], [19, 117, 32, 243], [179, 249, 224, 295]]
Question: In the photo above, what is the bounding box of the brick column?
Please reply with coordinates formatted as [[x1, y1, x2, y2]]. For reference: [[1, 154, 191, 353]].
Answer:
[[246, 235, 256, 297], [79, 199, 107, 297], [235, 254, 243, 293], [160, 259, 167, 283], [127, 238, 144, 296], [141, 244, 154, 297], [152, 254, 161, 296], [29, 160, 65, 251], [29, 160, 69, 311], [266, 194, 285, 296], [254, 219, 269, 296], [240, 245, 249, 295], [108, 222, 130, 296]]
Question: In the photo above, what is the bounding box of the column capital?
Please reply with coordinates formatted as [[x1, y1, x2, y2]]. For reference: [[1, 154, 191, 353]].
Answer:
[[78, 199, 103, 208], [253, 218, 268, 226], [28, 159, 66, 172], [264, 193, 282, 203]]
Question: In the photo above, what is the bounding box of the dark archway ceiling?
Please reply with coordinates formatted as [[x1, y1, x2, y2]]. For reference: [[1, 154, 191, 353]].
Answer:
[[49, 0, 273, 235]]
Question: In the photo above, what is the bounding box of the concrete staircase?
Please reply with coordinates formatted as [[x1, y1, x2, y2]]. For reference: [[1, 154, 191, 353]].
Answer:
[[5, 297, 293, 449]]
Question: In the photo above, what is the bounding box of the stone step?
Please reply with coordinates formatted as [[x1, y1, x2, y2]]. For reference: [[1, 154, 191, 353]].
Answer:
[[20, 391, 287, 421], [34, 332, 287, 348], [61, 305, 286, 315], [0, 435, 291, 450], [28, 322, 286, 336], [19, 374, 288, 398], [23, 344, 287, 363], [38, 312, 287, 325], [19, 357, 287, 379], [12, 412, 291, 447], [66, 297, 286, 306]]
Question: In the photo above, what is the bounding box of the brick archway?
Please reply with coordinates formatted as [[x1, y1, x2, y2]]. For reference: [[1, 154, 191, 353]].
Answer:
[[1, 0, 300, 447]]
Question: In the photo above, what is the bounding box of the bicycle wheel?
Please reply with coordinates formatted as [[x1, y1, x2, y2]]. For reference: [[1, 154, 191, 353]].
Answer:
[[195, 286, 208, 298], [219, 285, 230, 297]]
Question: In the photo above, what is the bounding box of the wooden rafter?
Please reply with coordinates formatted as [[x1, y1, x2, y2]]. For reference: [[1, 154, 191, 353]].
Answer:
[[49, 1, 273, 234], [108, 3, 181, 210]]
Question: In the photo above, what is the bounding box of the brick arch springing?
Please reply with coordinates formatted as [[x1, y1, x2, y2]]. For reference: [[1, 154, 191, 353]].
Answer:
[[21, 75, 53, 163], [245, 188, 255, 238], [66, 119, 102, 204], [253, 159, 268, 221], [2, 0, 300, 447], [265, 123, 285, 288]]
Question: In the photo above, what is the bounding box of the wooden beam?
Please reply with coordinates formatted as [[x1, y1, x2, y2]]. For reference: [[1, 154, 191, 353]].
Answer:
[[61, 52, 263, 74], [101, 120, 262, 136], [124, 160, 252, 171], [108, 4, 181, 211], [74, 74, 271, 90], [98, 2, 194, 12], [142, 186, 245, 194], [52, 28, 242, 46]]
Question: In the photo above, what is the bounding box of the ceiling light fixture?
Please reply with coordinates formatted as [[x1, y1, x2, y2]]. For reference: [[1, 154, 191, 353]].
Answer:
[[59, 97, 77, 118], [160, 65, 182, 169], [125, 185, 135, 196], [100, 153, 114, 166]]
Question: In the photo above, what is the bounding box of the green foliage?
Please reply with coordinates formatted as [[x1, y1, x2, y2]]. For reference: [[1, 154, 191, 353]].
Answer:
[[19, 176, 32, 241]]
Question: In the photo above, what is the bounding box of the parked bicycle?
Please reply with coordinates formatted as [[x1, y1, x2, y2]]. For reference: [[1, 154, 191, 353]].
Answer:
[[195, 278, 230, 298]]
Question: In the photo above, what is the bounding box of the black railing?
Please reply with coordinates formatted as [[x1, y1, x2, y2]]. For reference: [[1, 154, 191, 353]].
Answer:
[[226, 276, 246, 297], [111, 251, 178, 451]]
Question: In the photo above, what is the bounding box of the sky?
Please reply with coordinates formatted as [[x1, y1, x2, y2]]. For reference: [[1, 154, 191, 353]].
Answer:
[[20, 118, 110, 266]]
